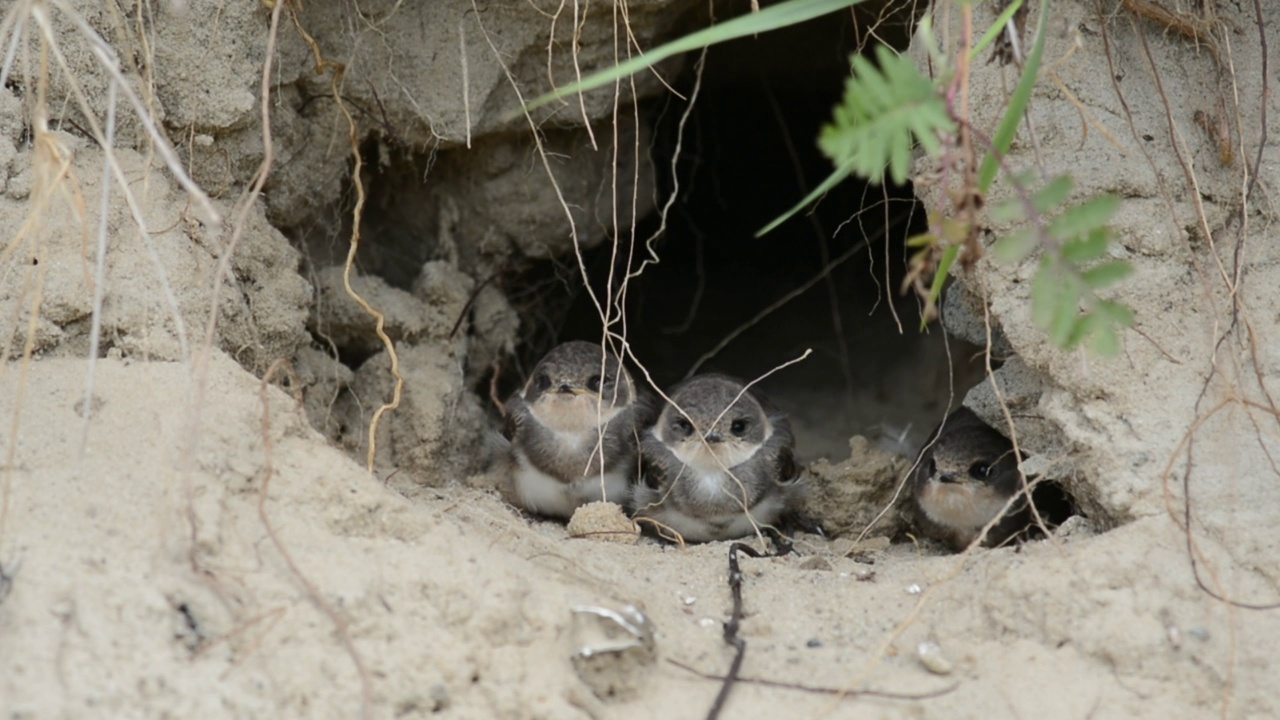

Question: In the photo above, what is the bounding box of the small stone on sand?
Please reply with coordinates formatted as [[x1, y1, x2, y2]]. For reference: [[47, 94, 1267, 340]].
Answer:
[[567, 502, 641, 544]]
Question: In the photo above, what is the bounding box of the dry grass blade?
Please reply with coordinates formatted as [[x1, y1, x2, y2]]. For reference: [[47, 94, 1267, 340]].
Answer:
[[78, 80, 115, 454]]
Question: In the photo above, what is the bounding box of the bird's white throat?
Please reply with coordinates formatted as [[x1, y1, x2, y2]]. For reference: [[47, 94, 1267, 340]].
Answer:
[[529, 393, 625, 434], [671, 440, 762, 501]]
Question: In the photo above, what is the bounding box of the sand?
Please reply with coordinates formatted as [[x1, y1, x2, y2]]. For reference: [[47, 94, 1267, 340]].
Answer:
[[2, 0, 1279, 718]]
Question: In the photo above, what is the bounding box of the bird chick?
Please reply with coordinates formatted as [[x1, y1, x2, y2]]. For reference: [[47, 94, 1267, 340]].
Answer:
[[503, 341, 645, 519], [911, 408, 1031, 551], [634, 374, 802, 542]]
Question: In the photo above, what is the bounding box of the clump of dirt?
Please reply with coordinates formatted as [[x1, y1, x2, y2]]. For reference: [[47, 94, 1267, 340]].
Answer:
[[803, 435, 912, 538], [567, 501, 641, 544]]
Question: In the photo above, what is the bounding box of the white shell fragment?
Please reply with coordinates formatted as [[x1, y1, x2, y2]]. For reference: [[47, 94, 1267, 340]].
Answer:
[[917, 641, 954, 675], [570, 604, 657, 701]]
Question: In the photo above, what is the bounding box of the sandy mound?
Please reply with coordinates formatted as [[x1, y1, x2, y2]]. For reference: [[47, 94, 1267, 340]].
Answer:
[[2, 355, 1275, 718], [2, 0, 1278, 718]]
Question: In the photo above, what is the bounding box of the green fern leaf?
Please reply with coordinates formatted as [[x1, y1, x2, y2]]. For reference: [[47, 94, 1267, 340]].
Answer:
[[1033, 175, 1075, 214], [1080, 260, 1133, 289], [992, 228, 1037, 262], [818, 45, 954, 186], [1060, 228, 1112, 263], [1048, 195, 1120, 241]]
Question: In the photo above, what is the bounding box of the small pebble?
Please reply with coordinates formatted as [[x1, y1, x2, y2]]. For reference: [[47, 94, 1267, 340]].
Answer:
[[806, 638, 822, 648], [906, 583, 922, 595], [916, 641, 953, 675], [429, 684, 451, 711]]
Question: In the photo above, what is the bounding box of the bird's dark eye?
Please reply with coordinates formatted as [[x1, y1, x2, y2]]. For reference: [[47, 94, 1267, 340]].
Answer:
[[730, 419, 749, 436], [672, 418, 694, 436], [969, 462, 992, 479], [534, 373, 551, 392], [587, 375, 601, 392]]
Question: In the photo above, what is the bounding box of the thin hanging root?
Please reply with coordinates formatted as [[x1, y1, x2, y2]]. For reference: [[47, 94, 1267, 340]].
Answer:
[[286, 4, 403, 474]]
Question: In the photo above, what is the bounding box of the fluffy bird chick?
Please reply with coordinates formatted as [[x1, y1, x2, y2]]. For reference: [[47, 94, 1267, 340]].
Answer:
[[911, 408, 1031, 551], [634, 374, 802, 542], [503, 341, 645, 519]]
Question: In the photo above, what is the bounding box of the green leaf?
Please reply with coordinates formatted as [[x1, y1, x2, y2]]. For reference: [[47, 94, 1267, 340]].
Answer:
[[520, 0, 870, 114], [929, 244, 960, 301], [1032, 175, 1074, 214], [990, 197, 1026, 223], [1049, 196, 1120, 242], [978, 0, 1049, 192], [1086, 320, 1121, 356], [968, 0, 1026, 61], [1064, 309, 1095, 349], [1060, 228, 1111, 263], [1095, 299, 1136, 327], [756, 158, 856, 236], [992, 229, 1038, 262], [1080, 260, 1133, 289], [816, 45, 955, 186], [920, 244, 961, 330], [905, 232, 938, 249], [1031, 260, 1059, 329], [990, 175, 1070, 224], [1049, 279, 1082, 346], [766, 44, 953, 234]]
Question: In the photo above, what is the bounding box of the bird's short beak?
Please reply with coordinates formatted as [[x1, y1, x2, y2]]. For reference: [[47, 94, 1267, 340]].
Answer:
[[938, 472, 960, 484], [704, 433, 722, 444], [556, 384, 581, 395]]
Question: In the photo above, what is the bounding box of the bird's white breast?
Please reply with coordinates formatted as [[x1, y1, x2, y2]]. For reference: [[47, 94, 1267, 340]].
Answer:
[[512, 451, 630, 518], [640, 487, 787, 542]]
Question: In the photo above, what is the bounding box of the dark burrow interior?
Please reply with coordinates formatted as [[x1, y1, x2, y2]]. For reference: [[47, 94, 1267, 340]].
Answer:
[[552, 8, 985, 463]]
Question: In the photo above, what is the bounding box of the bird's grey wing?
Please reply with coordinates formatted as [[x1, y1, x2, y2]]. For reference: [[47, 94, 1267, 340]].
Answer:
[[503, 394, 584, 480], [630, 388, 658, 428], [501, 392, 529, 441], [637, 432, 683, 491], [599, 402, 644, 474], [762, 412, 800, 484]]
